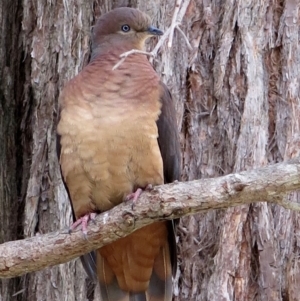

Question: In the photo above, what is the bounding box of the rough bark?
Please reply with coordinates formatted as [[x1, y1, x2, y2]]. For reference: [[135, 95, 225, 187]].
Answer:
[[0, 1, 24, 299], [1, 0, 300, 300], [178, 1, 300, 301]]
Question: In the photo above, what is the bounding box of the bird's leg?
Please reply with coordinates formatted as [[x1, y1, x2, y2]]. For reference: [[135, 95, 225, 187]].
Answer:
[[69, 212, 97, 236], [125, 184, 153, 202]]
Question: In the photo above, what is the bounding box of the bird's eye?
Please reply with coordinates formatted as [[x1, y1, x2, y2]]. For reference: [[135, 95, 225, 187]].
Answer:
[[121, 24, 131, 32]]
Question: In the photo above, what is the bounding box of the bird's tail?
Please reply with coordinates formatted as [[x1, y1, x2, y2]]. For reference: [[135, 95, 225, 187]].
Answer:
[[97, 242, 172, 301]]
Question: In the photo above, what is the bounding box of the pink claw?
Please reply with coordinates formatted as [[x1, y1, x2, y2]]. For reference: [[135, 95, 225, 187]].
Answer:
[[125, 188, 143, 202], [125, 184, 153, 203], [69, 212, 97, 236]]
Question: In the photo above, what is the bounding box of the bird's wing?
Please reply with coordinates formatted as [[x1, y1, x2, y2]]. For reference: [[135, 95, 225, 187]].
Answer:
[[156, 81, 181, 278], [157, 81, 181, 184]]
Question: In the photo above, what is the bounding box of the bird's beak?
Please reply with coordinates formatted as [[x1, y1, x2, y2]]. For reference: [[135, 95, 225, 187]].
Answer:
[[147, 26, 164, 36]]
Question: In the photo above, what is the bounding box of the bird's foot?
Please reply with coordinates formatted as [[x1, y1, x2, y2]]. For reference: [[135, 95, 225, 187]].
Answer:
[[69, 212, 97, 237], [125, 188, 143, 202], [125, 184, 153, 204]]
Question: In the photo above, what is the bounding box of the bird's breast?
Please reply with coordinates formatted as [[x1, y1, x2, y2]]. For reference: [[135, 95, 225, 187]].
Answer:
[[58, 65, 164, 214]]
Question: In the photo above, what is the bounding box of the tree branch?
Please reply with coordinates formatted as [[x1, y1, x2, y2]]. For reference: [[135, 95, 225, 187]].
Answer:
[[1, 159, 300, 278]]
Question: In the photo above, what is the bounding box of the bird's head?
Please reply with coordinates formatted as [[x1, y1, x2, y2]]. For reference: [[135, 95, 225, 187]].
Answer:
[[91, 7, 163, 57]]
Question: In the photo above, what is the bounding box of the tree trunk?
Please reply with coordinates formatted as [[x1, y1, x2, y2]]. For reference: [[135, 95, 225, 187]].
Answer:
[[0, 1, 23, 299], [0, 0, 299, 301]]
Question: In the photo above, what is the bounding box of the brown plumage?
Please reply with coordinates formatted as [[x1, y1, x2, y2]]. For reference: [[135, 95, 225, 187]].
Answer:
[[57, 7, 181, 301]]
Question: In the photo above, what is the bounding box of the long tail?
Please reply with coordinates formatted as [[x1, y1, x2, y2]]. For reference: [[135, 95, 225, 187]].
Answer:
[[80, 220, 176, 301], [97, 241, 172, 301]]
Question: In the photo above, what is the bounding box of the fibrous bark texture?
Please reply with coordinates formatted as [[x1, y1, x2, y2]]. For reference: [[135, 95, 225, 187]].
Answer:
[[179, 1, 300, 301], [0, 0, 299, 300], [0, 1, 23, 299]]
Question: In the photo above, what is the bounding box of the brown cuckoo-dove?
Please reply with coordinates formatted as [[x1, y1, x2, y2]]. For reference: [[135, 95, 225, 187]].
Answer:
[[57, 7, 181, 301]]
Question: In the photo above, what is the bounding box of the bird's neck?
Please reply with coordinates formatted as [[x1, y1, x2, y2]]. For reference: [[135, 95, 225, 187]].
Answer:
[[90, 39, 144, 61]]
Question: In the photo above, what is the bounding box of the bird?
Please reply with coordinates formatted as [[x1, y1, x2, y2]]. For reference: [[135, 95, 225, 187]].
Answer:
[[57, 7, 181, 301]]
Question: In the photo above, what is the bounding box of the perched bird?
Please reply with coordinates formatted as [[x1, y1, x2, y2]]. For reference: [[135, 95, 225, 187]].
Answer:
[[57, 7, 181, 301]]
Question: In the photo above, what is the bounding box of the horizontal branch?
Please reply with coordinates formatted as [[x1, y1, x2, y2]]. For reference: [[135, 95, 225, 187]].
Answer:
[[1, 159, 300, 278]]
